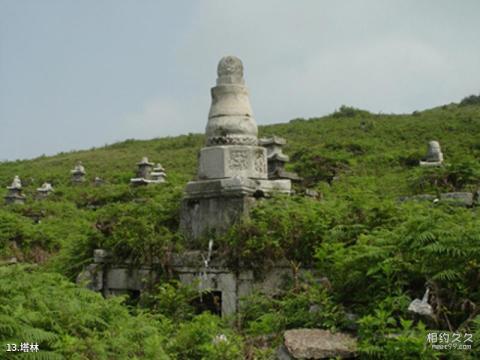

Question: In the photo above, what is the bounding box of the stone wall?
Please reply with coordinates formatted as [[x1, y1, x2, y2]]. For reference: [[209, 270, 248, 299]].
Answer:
[[78, 249, 302, 317]]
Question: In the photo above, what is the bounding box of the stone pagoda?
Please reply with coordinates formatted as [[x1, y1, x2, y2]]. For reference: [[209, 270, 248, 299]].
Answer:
[[94, 177, 105, 186], [36, 182, 54, 199], [259, 136, 301, 181], [180, 56, 291, 241], [5, 176, 26, 205], [150, 163, 167, 183], [71, 161, 86, 183], [420, 140, 444, 167], [130, 157, 166, 185]]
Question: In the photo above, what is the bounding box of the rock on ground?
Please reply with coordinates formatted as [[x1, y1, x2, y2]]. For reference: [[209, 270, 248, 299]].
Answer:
[[283, 329, 357, 359]]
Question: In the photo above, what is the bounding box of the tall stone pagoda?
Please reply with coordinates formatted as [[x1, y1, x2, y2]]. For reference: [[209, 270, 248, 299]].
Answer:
[[180, 56, 291, 241]]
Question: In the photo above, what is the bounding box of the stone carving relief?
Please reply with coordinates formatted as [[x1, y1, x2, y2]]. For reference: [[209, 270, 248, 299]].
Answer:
[[208, 135, 258, 147], [254, 151, 266, 173], [229, 150, 248, 170]]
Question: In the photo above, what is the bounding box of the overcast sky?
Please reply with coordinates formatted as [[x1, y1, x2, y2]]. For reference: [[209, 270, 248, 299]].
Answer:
[[1, 1, 479, 161]]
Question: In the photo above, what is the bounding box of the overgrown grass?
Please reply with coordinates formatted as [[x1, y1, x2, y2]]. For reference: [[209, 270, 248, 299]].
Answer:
[[1, 100, 480, 358]]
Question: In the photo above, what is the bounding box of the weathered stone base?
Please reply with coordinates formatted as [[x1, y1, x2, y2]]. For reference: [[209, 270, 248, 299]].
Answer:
[[180, 192, 256, 241], [180, 177, 291, 241], [130, 178, 166, 186], [4, 194, 26, 205], [419, 160, 443, 167]]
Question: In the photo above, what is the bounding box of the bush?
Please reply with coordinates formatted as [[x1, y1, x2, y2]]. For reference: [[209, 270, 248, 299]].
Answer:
[[166, 313, 244, 360], [332, 105, 371, 118], [460, 94, 480, 107], [411, 160, 480, 193], [240, 280, 346, 336], [291, 150, 350, 186], [316, 202, 480, 331], [358, 307, 439, 359], [220, 196, 330, 272], [0, 265, 171, 359], [139, 281, 197, 322]]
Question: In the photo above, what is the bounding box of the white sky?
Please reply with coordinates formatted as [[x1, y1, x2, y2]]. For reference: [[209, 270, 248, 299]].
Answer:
[[1, 0, 479, 160]]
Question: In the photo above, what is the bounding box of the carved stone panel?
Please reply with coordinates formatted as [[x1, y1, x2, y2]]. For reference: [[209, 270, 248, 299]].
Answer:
[[254, 150, 267, 174], [229, 150, 249, 170]]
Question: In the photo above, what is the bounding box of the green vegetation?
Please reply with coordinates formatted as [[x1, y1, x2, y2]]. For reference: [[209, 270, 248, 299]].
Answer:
[[1, 98, 480, 358]]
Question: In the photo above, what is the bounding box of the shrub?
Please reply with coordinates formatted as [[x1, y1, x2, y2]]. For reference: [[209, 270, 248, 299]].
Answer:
[[0, 265, 171, 359], [166, 313, 244, 360], [411, 160, 480, 193], [240, 280, 346, 336], [332, 105, 371, 118], [316, 202, 480, 331], [460, 94, 480, 107]]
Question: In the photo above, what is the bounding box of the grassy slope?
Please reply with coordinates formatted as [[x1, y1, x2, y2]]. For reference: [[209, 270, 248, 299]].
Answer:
[[2, 103, 479, 198], [0, 103, 480, 358], [0, 103, 479, 262]]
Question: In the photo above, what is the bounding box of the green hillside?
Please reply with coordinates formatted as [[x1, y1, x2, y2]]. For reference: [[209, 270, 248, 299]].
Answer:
[[1, 99, 480, 359]]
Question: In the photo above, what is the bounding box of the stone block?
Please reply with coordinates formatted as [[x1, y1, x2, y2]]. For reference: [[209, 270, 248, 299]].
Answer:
[[76, 264, 103, 291], [106, 268, 153, 291], [419, 161, 443, 167], [398, 194, 437, 202], [180, 193, 256, 241], [198, 145, 268, 179], [93, 249, 109, 263], [284, 329, 357, 359], [184, 177, 258, 198], [255, 179, 291, 195], [440, 192, 474, 206]]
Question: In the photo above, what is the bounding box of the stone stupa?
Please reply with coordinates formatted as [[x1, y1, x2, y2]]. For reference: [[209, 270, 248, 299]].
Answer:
[[420, 141, 444, 167], [71, 161, 86, 183], [5, 176, 26, 205], [36, 182, 54, 199], [180, 56, 290, 241]]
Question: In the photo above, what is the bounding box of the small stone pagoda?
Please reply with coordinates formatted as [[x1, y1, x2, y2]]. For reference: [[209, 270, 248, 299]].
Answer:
[[36, 182, 54, 199], [150, 163, 167, 183], [130, 157, 166, 185], [5, 176, 26, 205], [259, 136, 301, 181], [420, 141, 444, 167], [71, 161, 86, 183], [180, 56, 291, 241], [94, 177, 105, 186]]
